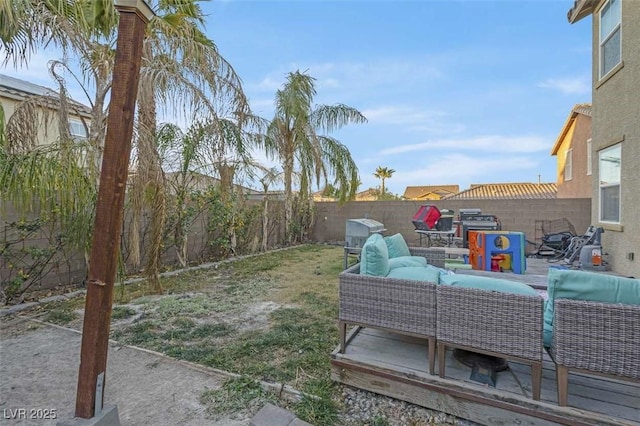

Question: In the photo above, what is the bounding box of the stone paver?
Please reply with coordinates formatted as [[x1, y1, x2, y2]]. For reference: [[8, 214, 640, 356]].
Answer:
[[249, 404, 311, 426]]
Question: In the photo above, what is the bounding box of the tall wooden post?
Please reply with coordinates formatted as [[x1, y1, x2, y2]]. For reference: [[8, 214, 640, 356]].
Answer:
[[75, 0, 154, 419]]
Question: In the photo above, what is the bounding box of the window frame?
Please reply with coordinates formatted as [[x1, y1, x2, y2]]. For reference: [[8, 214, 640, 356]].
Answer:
[[564, 148, 573, 181], [599, 0, 622, 79], [68, 117, 88, 140], [598, 143, 621, 224]]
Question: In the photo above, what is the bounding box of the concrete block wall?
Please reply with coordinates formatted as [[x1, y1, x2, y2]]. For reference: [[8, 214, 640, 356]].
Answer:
[[313, 199, 592, 252], [1, 204, 88, 294]]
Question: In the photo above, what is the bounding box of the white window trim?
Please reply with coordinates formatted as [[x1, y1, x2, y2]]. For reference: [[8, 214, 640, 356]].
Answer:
[[598, 0, 622, 79], [586, 138, 592, 176], [564, 148, 573, 181], [598, 143, 621, 224], [69, 118, 88, 140]]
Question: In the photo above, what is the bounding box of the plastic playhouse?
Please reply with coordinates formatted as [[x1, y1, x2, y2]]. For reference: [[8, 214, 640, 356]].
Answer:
[[468, 230, 527, 274]]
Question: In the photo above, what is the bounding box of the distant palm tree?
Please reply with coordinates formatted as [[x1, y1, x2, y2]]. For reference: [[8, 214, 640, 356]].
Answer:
[[373, 166, 395, 198]]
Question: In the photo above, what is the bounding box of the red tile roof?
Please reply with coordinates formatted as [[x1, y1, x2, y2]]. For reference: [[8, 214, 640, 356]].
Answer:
[[403, 185, 460, 199], [444, 182, 557, 200]]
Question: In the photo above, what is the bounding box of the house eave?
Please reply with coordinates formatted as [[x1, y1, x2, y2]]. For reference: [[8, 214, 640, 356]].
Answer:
[[567, 0, 597, 24], [551, 112, 577, 156]]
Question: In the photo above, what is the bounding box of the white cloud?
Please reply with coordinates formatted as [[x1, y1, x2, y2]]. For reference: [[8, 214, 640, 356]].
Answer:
[[362, 106, 445, 125], [249, 98, 274, 115], [538, 76, 591, 95], [1, 49, 60, 85], [1, 48, 94, 107], [360, 105, 465, 135], [251, 75, 283, 93], [380, 135, 550, 155], [362, 154, 540, 194], [247, 58, 442, 99]]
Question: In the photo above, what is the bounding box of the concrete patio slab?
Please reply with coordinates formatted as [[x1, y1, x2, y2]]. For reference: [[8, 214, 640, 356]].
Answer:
[[0, 317, 248, 426]]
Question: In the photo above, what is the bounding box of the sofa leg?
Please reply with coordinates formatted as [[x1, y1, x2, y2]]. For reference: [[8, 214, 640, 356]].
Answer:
[[531, 362, 542, 401], [437, 342, 446, 378], [556, 365, 569, 406], [339, 321, 347, 353], [428, 338, 436, 375]]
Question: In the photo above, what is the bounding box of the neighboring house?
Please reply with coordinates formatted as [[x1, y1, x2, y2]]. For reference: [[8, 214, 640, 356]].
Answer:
[[551, 104, 593, 198], [403, 185, 460, 200], [568, 0, 639, 277], [354, 188, 379, 201], [0, 73, 91, 146], [312, 187, 386, 202], [444, 182, 557, 200], [161, 171, 270, 199]]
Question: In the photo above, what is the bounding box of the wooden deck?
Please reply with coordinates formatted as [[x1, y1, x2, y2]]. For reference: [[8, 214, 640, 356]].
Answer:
[[331, 327, 640, 426]]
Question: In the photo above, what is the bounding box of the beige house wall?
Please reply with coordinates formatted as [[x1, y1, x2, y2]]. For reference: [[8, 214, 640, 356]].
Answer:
[[1, 93, 89, 148], [313, 199, 592, 253], [556, 114, 593, 199], [589, 0, 640, 277]]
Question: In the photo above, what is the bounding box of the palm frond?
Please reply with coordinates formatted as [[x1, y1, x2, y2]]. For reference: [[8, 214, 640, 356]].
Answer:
[[311, 103, 367, 133]]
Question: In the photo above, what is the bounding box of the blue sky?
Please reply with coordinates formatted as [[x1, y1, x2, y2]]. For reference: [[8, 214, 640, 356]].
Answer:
[[2, 0, 593, 196], [204, 0, 594, 195]]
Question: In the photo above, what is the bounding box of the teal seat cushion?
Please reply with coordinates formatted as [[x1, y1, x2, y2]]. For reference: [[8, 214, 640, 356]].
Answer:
[[543, 269, 640, 347], [360, 233, 389, 276], [388, 256, 427, 269], [386, 265, 440, 283], [384, 233, 411, 258], [440, 274, 539, 297]]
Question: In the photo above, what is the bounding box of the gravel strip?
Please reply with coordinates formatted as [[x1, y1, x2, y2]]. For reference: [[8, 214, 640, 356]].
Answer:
[[337, 385, 479, 425]]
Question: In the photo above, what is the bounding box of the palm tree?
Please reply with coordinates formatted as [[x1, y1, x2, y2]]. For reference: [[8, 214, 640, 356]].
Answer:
[[373, 166, 395, 198], [2, 0, 252, 292], [265, 70, 366, 242]]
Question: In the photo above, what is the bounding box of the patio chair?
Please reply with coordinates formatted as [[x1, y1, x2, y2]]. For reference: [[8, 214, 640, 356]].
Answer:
[[551, 299, 640, 406], [436, 285, 544, 400]]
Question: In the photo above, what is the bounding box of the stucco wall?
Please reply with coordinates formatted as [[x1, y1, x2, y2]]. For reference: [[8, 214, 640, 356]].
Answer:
[[590, 0, 640, 277], [556, 114, 593, 199], [313, 199, 592, 254], [1, 95, 89, 148]]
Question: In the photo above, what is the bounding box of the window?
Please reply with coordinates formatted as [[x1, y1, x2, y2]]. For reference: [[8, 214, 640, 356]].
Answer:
[[586, 138, 592, 175], [599, 0, 621, 78], [599, 143, 621, 223], [69, 118, 87, 140], [564, 148, 573, 181]]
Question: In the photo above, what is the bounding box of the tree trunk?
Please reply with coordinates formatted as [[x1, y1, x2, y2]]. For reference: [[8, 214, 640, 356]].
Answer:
[[283, 153, 294, 244], [137, 65, 165, 294]]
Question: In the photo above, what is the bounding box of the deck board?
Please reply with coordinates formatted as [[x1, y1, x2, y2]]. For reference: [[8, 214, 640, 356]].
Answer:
[[332, 327, 640, 426]]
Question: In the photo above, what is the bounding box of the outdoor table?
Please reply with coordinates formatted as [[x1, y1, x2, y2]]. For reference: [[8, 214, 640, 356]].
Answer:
[[415, 229, 456, 247]]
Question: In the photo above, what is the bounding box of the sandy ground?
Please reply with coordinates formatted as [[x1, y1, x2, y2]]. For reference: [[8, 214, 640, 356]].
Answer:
[[0, 317, 248, 426]]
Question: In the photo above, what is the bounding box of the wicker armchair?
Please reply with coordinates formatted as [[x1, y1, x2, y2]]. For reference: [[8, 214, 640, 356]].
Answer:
[[436, 285, 545, 400], [338, 247, 445, 375], [551, 299, 640, 406]]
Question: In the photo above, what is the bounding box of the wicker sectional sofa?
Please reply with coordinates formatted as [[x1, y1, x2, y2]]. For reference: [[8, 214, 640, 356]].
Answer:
[[545, 268, 640, 406], [338, 246, 445, 375], [338, 245, 545, 399], [338, 233, 640, 405]]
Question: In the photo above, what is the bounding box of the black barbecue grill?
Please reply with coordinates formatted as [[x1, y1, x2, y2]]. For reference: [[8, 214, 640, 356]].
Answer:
[[459, 208, 501, 248]]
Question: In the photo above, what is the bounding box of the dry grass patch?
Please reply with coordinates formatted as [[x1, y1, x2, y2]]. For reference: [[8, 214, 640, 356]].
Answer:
[[35, 244, 345, 425]]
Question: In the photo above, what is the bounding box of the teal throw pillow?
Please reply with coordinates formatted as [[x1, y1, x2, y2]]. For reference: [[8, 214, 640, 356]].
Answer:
[[440, 274, 540, 297], [384, 233, 411, 258], [360, 233, 389, 276], [388, 256, 427, 270], [386, 265, 440, 283], [543, 269, 640, 347]]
